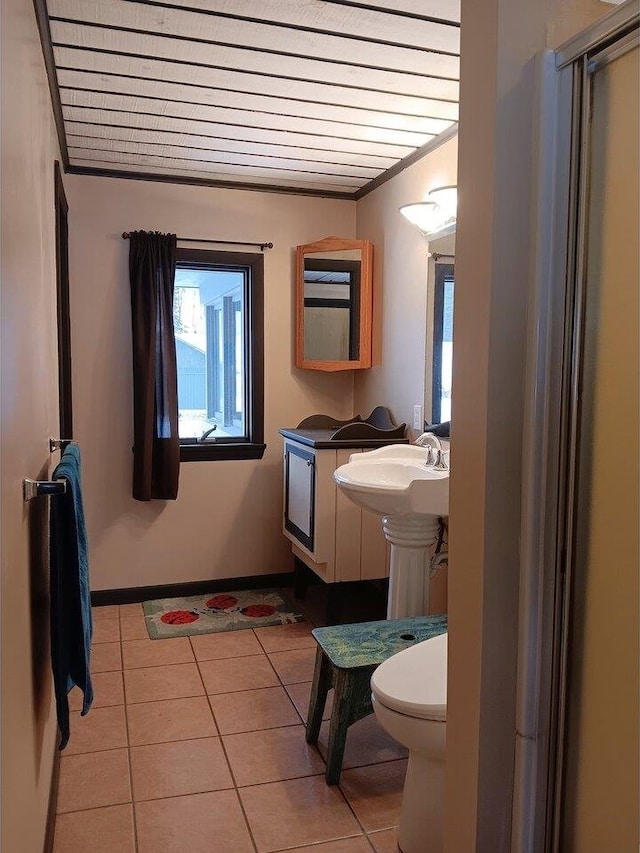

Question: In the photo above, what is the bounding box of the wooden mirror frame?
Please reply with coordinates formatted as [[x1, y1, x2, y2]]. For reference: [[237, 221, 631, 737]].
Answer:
[[295, 235, 373, 371]]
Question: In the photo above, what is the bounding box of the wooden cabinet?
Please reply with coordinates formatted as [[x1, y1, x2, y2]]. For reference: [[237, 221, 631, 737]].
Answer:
[[283, 439, 389, 583]]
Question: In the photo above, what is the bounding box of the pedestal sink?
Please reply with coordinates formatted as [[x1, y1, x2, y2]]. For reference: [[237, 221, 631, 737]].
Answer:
[[333, 445, 449, 619]]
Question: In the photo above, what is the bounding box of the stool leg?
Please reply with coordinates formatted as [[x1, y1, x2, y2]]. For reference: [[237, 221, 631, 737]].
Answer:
[[306, 649, 331, 745], [325, 670, 352, 785]]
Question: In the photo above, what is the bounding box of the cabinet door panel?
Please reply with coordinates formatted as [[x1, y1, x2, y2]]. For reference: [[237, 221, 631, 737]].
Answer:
[[335, 448, 362, 581], [284, 444, 315, 551]]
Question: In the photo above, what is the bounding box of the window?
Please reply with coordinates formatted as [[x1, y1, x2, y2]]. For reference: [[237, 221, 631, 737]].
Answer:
[[432, 263, 454, 424], [174, 248, 265, 461]]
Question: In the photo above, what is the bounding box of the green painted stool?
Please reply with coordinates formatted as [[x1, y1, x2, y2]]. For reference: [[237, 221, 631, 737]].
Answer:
[[305, 614, 448, 785]]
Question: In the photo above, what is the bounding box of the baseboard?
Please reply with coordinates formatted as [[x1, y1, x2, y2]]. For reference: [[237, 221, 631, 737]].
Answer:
[[90, 572, 296, 606], [43, 743, 60, 853]]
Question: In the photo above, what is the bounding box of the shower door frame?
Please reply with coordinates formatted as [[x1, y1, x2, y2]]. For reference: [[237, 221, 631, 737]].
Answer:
[[512, 5, 640, 852]]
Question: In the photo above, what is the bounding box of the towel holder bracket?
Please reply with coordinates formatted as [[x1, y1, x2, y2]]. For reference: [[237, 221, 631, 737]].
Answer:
[[23, 478, 66, 502], [49, 437, 76, 453]]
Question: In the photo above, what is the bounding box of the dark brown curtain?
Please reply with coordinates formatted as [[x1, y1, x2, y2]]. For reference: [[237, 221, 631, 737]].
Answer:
[[128, 231, 180, 501]]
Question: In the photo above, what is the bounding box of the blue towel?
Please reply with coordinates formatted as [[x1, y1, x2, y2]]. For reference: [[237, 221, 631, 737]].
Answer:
[[50, 444, 93, 749]]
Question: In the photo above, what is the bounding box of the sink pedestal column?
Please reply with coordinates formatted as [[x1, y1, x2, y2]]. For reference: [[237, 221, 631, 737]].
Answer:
[[382, 515, 440, 619]]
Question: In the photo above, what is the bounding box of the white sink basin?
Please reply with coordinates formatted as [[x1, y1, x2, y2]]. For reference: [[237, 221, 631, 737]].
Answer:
[[333, 444, 449, 518]]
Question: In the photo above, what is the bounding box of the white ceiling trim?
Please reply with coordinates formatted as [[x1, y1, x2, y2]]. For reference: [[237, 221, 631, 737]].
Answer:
[[128, 0, 461, 42], [64, 121, 398, 168], [61, 105, 420, 158], [60, 89, 447, 145], [69, 157, 362, 193], [49, 21, 460, 99], [48, 0, 461, 65], [54, 46, 458, 118], [67, 136, 384, 178], [57, 69, 460, 126], [67, 146, 368, 185]]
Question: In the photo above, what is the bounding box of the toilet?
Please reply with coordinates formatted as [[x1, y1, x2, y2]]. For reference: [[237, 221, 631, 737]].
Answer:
[[371, 632, 447, 853]]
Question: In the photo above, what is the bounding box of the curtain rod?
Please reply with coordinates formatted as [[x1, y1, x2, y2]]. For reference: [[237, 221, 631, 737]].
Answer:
[[429, 252, 455, 261], [122, 233, 273, 251]]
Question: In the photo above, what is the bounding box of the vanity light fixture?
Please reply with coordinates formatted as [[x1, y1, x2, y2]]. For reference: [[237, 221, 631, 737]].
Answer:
[[428, 185, 457, 224], [398, 201, 441, 237], [399, 185, 458, 239]]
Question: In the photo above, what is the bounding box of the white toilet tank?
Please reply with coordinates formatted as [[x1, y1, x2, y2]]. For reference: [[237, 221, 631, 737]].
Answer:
[[371, 632, 447, 721]]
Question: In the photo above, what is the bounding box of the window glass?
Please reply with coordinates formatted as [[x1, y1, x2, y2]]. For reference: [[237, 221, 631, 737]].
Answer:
[[173, 248, 264, 462], [440, 278, 454, 423], [174, 267, 245, 440], [432, 262, 455, 424]]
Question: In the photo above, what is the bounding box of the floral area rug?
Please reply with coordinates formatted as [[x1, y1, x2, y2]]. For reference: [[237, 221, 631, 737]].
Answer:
[[142, 589, 305, 639]]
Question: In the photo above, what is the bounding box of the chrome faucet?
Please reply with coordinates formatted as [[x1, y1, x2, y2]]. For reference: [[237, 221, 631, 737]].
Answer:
[[433, 449, 449, 471], [414, 432, 449, 471], [414, 431, 442, 451]]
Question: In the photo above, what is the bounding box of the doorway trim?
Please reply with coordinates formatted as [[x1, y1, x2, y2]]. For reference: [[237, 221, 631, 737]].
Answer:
[[54, 161, 72, 438]]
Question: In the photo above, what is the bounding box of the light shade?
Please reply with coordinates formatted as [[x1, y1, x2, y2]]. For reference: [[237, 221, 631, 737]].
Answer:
[[398, 201, 441, 237], [399, 185, 458, 239], [428, 185, 457, 223]]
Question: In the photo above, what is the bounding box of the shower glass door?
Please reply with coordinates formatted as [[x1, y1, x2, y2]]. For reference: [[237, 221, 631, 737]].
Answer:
[[559, 36, 639, 853]]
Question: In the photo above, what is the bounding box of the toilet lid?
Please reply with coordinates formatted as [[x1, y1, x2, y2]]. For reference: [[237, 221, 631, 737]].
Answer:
[[371, 632, 447, 721]]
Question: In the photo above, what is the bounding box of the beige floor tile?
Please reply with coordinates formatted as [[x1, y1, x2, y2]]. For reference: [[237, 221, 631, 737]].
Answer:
[[122, 636, 194, 669], [223, 724, 325, 786], [92, 618, 120, 644], [199, 654, 279, 694], [70, 671, 124, 710], [57, 749, 131, 813], [281, 839, 373, 853], [124, 662, 204, 704], [285, 681, 334, 724], [92, 605, 120, 620], [53, 804, 135, 853], [127, 696, 217, 746], [318, 716, 407, 769], [120, 614, 149, 641], [367, 828, 400, 853], [253, 622, 315, 653], [209, 685, 300, 735], [135, 790, 254, 853], [339, 760, 407, 833], [190, 630, 263, 661], [130, 736, 233, 801], [91, 642, 122, 673], [268, 648, 317, 685], [239, 776, 361, 853], [65, 706, 128, 755], [119, 603, 143, 617]]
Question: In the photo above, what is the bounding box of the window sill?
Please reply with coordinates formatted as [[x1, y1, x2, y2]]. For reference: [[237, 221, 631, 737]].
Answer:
[[179, 442, 267, 462]]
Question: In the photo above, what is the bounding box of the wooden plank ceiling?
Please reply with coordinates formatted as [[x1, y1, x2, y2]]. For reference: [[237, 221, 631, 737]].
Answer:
[[45, 0, 460, 198]]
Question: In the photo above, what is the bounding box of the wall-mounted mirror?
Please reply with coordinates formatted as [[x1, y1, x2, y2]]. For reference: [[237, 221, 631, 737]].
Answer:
[[296, 236, 373, 371]]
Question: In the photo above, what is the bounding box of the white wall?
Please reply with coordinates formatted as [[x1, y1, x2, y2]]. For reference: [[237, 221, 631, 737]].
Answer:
[[65, 174, 355, 590], [354, 136, 458, 432], [0, 0, 63, 849]]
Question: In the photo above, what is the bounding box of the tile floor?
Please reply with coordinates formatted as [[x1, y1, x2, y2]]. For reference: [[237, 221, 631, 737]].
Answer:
[[53, 603, 407, 852]]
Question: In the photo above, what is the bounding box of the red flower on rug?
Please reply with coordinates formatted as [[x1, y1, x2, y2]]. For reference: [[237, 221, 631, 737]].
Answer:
[[206, 594, 239, 610], [241, 604, 276, 618], [161, 610, 199, 625]]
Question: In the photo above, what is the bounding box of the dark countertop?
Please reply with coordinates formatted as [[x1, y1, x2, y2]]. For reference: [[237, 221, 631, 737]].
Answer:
[[279, 427, 409, 449]]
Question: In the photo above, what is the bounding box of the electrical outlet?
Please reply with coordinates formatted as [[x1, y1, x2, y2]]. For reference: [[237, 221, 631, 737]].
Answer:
[[413, 404, 423, 431]]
